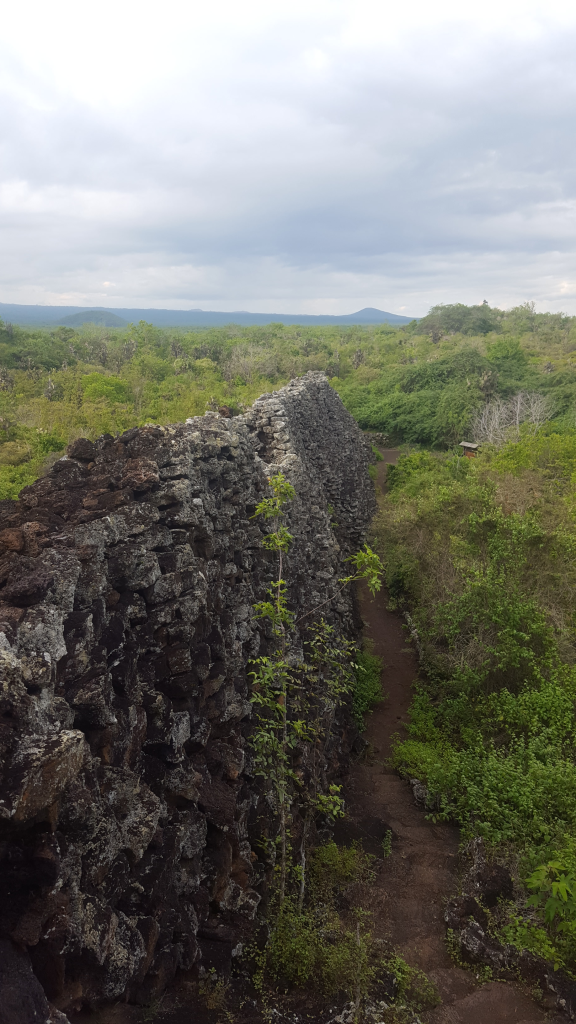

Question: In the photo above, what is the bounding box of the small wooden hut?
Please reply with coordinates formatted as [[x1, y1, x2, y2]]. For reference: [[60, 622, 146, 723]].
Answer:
[[459, 441, 480, 458]]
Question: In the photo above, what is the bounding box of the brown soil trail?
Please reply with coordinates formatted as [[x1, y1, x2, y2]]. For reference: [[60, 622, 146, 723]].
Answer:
[[340, 450, 562, 1024]]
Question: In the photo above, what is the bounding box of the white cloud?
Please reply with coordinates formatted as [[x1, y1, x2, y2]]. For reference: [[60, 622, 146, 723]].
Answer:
[[1, 0, 576, 314]]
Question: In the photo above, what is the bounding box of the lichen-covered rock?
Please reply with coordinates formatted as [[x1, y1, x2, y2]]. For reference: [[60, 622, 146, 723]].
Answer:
[[0, 372, 375, 1013]]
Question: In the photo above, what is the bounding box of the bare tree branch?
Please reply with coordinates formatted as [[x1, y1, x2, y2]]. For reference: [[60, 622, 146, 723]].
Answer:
[[472, 392, 551, 447]]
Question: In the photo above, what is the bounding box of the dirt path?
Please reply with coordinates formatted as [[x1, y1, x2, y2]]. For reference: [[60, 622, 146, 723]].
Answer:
[[339, 451, 563, 1024]]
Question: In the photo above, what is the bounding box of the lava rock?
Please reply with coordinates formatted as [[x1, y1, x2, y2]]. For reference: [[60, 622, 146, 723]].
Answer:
[[0, 937, 70, 1024], [0, 373, 375, 1013]]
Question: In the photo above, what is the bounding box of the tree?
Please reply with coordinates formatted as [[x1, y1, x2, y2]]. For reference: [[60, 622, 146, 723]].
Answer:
[[472, 391, 551, 446]]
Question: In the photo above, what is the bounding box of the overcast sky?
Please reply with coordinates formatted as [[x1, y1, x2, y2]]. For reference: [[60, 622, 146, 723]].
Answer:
[[2, 0, 576, 316]]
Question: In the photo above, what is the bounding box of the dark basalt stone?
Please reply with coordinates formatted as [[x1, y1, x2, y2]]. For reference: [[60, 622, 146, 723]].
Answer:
[[0, 372, 376, 1017], [1, 570, 54, 606], [68, 438, 97, 462], [0, 938, 53, 1024]]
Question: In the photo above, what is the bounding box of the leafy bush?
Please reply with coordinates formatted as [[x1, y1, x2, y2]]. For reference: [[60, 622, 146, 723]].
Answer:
[[309, 840, 374, 894], [373, 434, 576, 972], [0, 425, 66, 498], [352, 650, 383, 727], [262, 898, 438, 1007], [252, 843, 438, 1010], [81, 372, 130, 403], [250, 843, 379, 998], [262, 898, 376, 998], [0, 441, 30, 465]]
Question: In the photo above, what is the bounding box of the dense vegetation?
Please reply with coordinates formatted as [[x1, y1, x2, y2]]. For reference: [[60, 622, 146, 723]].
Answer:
[[2, 300, 576, 497], [377, 436, 576, 972], [365, 304, 576, 973]]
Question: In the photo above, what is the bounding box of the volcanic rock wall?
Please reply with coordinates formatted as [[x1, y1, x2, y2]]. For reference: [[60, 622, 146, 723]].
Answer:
[[0, 372, 375, 1020]]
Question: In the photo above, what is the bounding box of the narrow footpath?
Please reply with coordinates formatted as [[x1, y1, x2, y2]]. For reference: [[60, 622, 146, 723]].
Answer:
[[341, 450, 564, 1024]]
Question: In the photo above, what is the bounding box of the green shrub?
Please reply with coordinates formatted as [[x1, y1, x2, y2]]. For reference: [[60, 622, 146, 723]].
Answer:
[[249, 842, 437, 1008], [81, 372, 130, 403], [352, 650, 383, 727], [0, 441, 30, 465], [309, 840, 374, 895], [263, 898, 322, 989], [374, 435, 576, 974], [0, 427, 66, 499], [260, 896, 432, 1006], [501, 916, 563, 970], [492, 431, 576, 479], [0, 462, 40, 499]]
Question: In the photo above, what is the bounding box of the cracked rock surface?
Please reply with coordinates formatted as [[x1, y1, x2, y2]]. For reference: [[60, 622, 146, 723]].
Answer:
[[0, 372, 375, 1018]]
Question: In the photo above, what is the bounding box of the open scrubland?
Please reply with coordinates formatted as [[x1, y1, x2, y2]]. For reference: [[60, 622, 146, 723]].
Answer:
[[1, 299, 575, 497]]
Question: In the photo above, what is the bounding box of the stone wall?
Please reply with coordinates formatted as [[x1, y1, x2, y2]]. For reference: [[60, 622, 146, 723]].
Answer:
[[0, 372, 375, 1020]]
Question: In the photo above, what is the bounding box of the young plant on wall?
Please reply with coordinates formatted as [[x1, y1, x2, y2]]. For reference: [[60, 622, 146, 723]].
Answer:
[[249, 473, 382, 901]]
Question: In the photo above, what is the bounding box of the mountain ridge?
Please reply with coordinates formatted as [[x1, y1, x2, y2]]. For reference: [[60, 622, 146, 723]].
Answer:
[[0, 302, 416, 328]]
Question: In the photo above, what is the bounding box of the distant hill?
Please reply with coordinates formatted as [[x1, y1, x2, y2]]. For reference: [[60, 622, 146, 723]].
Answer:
[[58, 310, 130, 327], [0, 302, 416, 328]]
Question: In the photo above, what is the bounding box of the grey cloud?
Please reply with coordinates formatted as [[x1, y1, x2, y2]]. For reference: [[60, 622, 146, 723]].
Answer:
[[1, 13, 576, 314]]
